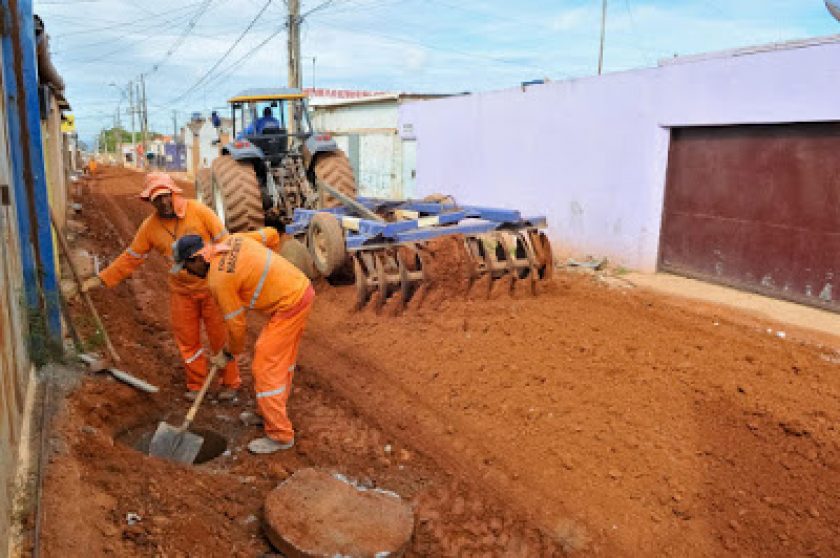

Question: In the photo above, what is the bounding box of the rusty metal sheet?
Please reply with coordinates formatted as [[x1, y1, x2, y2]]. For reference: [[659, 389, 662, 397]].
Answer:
[[659, 123, 840, 310]]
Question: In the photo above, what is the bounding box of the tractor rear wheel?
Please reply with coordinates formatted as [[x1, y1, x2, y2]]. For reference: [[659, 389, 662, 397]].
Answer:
[[307, 212, 346, 277], [210, 155, 264, 232], [195, 168, 212, 207], [313, 150, 357, 208]]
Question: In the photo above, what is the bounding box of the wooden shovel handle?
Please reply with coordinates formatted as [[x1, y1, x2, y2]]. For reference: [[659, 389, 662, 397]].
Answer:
[[182, 364, 220, 429], [49, 208, 122, 364]]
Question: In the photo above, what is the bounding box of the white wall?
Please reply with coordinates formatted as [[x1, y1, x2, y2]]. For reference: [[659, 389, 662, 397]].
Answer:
[[400, 37, 840, 271]]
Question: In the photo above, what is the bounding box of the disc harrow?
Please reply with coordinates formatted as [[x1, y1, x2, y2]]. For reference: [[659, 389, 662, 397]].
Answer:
[[288, 197, 553, 310]]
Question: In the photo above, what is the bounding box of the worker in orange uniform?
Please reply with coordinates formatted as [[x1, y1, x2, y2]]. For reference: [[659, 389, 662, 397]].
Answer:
[[171, 229, 314, 454], [81, 172, 241, 400]]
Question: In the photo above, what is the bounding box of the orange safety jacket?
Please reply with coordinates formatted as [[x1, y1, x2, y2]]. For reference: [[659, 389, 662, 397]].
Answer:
[[99, 199, 227, 295], [207, 231, 311, 355]]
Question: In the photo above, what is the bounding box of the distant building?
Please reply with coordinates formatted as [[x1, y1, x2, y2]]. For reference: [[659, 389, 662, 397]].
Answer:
[[182, 115, 231, 178], [309, 92, 450, 198]]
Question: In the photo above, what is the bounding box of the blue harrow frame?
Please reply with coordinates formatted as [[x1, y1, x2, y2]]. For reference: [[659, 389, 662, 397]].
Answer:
[[288, 196, 554, 310], [287, 197, 548, 251]]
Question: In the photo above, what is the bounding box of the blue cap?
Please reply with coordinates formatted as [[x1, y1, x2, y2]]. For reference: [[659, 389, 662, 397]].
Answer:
[[170, 234, 204, 274]]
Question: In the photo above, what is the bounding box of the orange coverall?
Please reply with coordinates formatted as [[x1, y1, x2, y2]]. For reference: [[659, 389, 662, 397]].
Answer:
[[206, 231, 313, 443], [98, 198, 240, 391]]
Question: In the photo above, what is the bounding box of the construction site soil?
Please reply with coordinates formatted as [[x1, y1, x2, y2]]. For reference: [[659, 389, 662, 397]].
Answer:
[[34, 166, 840, 557]]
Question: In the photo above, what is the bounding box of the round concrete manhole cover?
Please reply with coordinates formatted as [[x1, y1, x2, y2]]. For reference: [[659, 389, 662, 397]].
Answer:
[[264, 468, 414, 557]]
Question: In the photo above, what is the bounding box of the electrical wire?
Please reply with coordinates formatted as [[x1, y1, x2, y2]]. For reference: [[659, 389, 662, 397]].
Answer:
[[316, 20, 550, 74], [164, 0, 274, 105], [147, 0, 216, 75], [51, 2, 204, 39], [148, 23, 287, 119], [55, 7, 219, 64]]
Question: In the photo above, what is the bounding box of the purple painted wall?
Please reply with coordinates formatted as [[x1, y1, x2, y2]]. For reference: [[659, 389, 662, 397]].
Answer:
[[164, 143, 186, 171], [400, 36, 840, 271]]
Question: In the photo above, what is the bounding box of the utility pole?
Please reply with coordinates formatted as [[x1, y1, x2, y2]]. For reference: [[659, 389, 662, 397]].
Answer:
[[140, 73, 148, 169], [128, 80, 136, 167], [287, 0, 302, 134], [287, 0, 301, 90], [115, 103, 122, 163], [172, 110, 178, 141], [597, 0, 607, 75]]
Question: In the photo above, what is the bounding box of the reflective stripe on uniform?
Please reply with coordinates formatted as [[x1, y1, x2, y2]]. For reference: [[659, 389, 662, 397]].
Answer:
[[288, 364, 295, 372], [224, 307, 245, 320], [256, 385, 286, 399], [184, 348, 204, 364], [248, 248, 272, 309], [259, 228, 267, 244], [126, 247, 148, 259], [213, 229, 228, 241]]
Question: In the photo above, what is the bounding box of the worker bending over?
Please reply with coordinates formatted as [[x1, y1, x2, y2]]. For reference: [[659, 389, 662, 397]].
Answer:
[[172, 228, 314, 454], [82, 173, 241, 400]]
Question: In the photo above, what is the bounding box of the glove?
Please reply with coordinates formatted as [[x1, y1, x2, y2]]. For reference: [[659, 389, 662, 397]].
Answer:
[[209, 349, 232, 369], [81, 276, 103, 292]]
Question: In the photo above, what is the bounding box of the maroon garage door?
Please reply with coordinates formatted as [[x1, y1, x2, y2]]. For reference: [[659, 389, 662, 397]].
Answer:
[[659, 122, 840, 311]]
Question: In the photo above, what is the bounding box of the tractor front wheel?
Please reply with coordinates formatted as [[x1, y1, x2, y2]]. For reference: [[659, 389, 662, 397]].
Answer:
[[209, 155, 264, 232]]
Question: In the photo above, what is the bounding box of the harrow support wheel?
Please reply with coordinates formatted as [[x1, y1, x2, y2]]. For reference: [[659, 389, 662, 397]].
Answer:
[[279, 237, 318, 280], [307, 212, 346, 277]]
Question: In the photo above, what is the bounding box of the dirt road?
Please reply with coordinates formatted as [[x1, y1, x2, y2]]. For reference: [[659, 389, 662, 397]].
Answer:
[[38, 167, 840, 556]]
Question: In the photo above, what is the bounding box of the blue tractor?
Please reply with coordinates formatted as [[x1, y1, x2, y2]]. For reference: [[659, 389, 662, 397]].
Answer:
[[196, 88, 355, 267]]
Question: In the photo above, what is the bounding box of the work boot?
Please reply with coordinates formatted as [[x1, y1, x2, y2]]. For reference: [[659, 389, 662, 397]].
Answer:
[[216, 388, 238, 402], [248, 436, 294, 454]]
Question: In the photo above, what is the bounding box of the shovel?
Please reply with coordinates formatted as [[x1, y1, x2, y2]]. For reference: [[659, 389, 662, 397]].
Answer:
[[50, 208, 159, 393], [148, 363, 220, 464]]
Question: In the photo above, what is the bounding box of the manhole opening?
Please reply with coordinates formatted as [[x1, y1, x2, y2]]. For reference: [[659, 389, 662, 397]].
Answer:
[[116, 424, 227, 464]]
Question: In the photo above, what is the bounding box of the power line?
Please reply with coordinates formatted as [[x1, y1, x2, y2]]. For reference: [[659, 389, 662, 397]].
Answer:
[[316, 21, 551, 74], [148, 0, 216, 75], [164, 0, 275, 105], [51, 3, 204, 38], [55, 7, 220, 64], [302, 0, 340, 18], [148, 23, 287, 119]]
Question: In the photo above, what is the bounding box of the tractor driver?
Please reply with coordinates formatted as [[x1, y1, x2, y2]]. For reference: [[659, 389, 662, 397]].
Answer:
[[241, 107, 281, 137]]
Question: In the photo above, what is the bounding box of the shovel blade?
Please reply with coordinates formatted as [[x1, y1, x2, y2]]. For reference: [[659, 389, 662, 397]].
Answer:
[[148, 421, 204, 464]]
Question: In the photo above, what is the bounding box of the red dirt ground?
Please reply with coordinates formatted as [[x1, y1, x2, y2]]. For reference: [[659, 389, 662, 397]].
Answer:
[[35, 166, 840, 557]]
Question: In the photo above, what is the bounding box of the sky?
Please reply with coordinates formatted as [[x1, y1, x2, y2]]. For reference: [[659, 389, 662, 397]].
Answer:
[[34, 0, 840, 146]]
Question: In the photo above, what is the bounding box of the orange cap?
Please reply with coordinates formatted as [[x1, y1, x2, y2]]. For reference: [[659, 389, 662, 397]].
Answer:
[[139, 172, 183, 201]]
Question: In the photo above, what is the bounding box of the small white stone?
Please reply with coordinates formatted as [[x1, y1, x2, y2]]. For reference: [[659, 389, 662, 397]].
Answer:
[[126, 512, 141, 525], [776, 331, 786, 339], [383, 444, 393, 454]]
